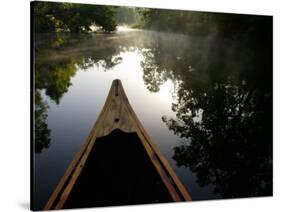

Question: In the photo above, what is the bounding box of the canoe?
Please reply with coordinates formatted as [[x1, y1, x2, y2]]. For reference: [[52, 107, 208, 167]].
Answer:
[[44, 79, 192, 210]]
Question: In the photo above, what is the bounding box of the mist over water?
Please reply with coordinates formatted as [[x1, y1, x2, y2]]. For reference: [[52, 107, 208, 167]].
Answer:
[[34, 27, 272, 209]]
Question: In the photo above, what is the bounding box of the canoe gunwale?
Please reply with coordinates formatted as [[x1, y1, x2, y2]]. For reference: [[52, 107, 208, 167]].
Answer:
[[44, 79, 191, 210], [44, 84, 113, 210]]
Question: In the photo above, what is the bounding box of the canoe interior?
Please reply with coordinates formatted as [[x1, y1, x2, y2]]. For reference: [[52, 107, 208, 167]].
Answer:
[[44, 79, 191, 210], [63, 129, 173, 209]]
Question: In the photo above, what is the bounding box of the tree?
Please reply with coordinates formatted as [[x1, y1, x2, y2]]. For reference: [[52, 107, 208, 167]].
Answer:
[[139, 21, 272, 197], [33, 1, 117, 33], [116, 7, 139, 25], [35, 91, 51, 154], [137, 8, 272, 41], [35, 33, 124, 104]]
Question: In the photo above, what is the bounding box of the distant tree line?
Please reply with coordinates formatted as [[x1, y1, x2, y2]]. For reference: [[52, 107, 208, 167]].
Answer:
[[33, 1, 271, 42], [137, 8, 272, 42], [115, 7, 140, 25], [33, 1, 117, 33]]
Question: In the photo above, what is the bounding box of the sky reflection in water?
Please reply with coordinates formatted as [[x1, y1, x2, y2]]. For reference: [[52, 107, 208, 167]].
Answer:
[[34, 29, 272, 209]]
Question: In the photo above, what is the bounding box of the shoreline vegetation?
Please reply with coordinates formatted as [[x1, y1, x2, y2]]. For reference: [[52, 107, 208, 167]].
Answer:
[[33, 2, 272, 207], [34, 1, 272, 42]]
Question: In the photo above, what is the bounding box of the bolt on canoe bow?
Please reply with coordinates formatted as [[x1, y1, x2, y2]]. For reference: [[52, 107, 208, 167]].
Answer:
[[44, 79, 192, 210]]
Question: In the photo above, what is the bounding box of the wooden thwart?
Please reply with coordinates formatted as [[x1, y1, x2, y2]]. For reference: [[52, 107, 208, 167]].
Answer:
[[44, 79, 192, 210]]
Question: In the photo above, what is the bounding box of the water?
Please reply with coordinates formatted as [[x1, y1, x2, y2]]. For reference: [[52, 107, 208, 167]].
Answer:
[[34, 28, 272, 209]]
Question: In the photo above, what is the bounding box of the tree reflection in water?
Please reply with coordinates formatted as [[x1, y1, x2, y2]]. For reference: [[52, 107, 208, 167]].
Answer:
[[164, 82, 272, 198], [35, 90, 51, 153], [34, 33, 127, 153], [34, 27, 272, 198], [35, 33, 126, 104], [141, 27, 272, 197]]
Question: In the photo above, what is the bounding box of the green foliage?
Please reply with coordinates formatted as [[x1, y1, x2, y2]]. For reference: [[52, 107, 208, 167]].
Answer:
[[116, 7, 139, 25], [34, 32, 127, 154], [33, 1, 117, 33], [166, 81, 272, 197], [137, 8, 272, 40], [35, 33, 123, 104], [137, 9, 215, 34], [35, 59, 77, 104], [138, 20, 272, 197], [33, 13, 272, 197], [33, 1, 57, 32], [35, 91, 51, 154]]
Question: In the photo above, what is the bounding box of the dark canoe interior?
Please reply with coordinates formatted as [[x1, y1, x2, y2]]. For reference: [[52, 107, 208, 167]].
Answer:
[[63, 129, 174, 209]]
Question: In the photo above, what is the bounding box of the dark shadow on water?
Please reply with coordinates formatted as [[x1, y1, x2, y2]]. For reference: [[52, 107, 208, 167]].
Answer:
[[33, 14, 273, 206], [138, 16, 273, 199]]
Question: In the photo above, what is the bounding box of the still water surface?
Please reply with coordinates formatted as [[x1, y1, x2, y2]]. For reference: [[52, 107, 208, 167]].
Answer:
[[34, 28, 272, 209]]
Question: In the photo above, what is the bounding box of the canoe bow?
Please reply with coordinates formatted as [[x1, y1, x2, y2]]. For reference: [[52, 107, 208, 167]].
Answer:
[[44, 79, 192, 210]]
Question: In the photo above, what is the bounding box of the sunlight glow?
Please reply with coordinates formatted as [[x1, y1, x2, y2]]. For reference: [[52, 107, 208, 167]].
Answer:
[[157, 80, 175, 103], [117, 25, 138, 32]]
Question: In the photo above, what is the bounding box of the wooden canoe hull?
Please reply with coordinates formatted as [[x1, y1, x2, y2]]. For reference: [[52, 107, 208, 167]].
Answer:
[[44, 79, 192, 210]]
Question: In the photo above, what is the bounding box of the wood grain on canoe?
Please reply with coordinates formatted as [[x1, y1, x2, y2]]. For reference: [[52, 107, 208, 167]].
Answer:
[[44, 79, 191, 210]]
